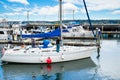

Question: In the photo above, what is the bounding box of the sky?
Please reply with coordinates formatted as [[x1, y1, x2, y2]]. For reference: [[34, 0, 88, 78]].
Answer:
[[0, 0, 120, 21]]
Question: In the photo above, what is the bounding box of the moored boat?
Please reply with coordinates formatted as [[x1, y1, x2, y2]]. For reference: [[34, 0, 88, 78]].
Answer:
[[1, 44, 96, 63]]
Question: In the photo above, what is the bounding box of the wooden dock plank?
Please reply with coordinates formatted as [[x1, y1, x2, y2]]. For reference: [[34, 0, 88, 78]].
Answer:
[[102, 31, 120, 34], [0, 40, 98, 46]]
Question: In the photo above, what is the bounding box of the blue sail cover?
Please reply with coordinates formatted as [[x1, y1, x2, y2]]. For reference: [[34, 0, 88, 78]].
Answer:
[[22, 28, 61, 38]]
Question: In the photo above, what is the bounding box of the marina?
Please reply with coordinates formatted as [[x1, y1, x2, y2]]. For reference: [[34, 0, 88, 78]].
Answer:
[[0, 0, 120, 79], [0, 0, 98, 64]]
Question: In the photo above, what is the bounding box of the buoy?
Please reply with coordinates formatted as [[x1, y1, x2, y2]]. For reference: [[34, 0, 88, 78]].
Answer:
[[46, 57, 52, 64]]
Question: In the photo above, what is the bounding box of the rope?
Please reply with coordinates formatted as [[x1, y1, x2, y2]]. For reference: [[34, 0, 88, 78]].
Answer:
[[82, 0, 95, 37]]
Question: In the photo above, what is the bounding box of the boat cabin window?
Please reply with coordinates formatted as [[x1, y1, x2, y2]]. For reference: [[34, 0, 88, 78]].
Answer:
[[32, 31, 44, 34], [72, 29, 78, 32], [7, 30, 13, 34], [0, 31, 4, 34]]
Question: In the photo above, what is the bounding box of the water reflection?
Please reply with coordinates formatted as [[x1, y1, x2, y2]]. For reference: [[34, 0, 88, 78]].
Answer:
[[96, 47, 100, 59], [0, 66, 3, 80], [0, 58, 96, 80]]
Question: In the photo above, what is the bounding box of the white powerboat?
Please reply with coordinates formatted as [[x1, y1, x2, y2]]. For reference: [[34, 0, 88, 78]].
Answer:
[[0, 28, 13, 40], [62, 25, 94, 37]]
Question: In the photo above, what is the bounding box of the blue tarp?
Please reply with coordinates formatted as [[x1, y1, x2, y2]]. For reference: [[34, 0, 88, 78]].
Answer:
[[22, 28, 61, 38], [62, 29, 69, 32]]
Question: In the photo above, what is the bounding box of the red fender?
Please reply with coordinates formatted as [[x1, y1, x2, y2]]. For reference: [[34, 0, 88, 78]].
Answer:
[[46, 57, 52, 64]]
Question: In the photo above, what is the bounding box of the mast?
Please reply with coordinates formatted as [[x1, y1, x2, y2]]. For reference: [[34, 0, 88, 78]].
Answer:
[[73, 10, 75, 21], [19, 21, 23, 42], [27, 10, 29, 25], [59, 0, 63, 46]]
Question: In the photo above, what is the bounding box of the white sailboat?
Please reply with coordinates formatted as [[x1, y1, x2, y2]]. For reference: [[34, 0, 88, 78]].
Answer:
[[0, 0, 97, 63]]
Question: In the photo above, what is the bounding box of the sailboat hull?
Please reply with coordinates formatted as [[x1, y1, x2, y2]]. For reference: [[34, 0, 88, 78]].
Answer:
[[1, 46, 96, 63]]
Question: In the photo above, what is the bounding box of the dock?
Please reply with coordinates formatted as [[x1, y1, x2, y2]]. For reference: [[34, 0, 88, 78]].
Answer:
[[0, 41, 98, 46], [102, 31, 120, 34], [3, 31, 120, 46], [0, 39, 98, 46], [63, 37, 96, 40]]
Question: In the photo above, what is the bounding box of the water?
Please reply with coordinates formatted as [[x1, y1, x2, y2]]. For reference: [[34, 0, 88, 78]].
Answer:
[[0, 39, 120, 80]]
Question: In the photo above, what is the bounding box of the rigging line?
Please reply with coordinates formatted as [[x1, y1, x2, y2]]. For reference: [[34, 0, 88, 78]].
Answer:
[[82, 0, 95, 37], [62, 0, 64, 21]]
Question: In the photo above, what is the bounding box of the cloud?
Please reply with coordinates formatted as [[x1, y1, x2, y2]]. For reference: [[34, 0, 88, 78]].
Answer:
[[57, 0, 120, 11], [111, 10, 120, 14], [0, 2, 79, 21], [63, 0, 81, 4], [0, 1, 27, 12], [54, 0, 82, 5], [38, 6, 59, 15], [1, 4, 27, 12], [8, 0, 29, 5], [63, 3, 78, 14], [1, 0, 120, 21], [28, 3, 78, 16], [85, 0, 120, 11], [12, 8, 26, 12]]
